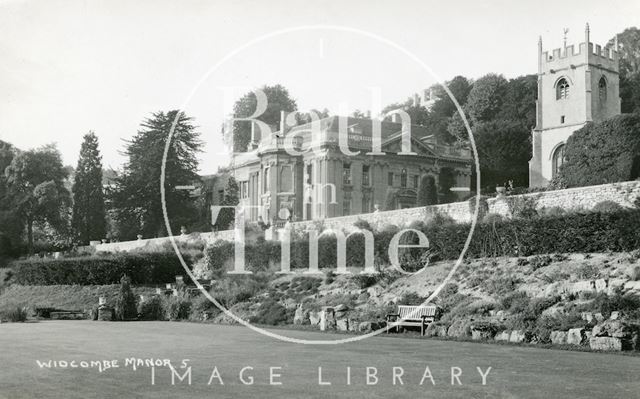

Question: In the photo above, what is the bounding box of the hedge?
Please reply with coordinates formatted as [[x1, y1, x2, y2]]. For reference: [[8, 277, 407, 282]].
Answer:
[[206, 209, 640, 272], [12, 252, 192, 286]]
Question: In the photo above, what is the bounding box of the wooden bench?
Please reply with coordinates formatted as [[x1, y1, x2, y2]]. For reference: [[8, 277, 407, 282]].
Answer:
[[50, 311, 86, 320], [386, 305, 438, 336]]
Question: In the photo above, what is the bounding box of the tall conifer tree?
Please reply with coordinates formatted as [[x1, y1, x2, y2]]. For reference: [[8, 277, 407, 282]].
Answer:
[[72, 132, 106, 243]]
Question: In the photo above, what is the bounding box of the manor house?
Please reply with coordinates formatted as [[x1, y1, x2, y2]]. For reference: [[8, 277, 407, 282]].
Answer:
[[206, 114, 473, 224]]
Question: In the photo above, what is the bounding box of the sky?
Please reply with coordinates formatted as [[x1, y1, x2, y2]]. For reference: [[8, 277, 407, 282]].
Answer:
[[1, 0, 638, 174]]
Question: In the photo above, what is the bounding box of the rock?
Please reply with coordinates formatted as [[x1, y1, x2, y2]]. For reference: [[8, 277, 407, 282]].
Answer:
[[348, 320, 358, 332], [590, 336, 623, 351], [293, 305, 309, 325], [357, 292, 370, 302], [336, 319, 349, 332], [334, 304, 348, 312], [581, 312, 594, 323], [509, 330, 526, 343], [470, 323, 498, 341], [610, 311, 621, 320], [550, 330, 568, 345], [425, 323, 448, 337], [567, 328, 586, 345], [594, 313, 605, 322], [309, 312, 321, 326], [282, 298, 297, 310], [595, 279, 608, 292], [447, 320, 471, 338], [319, 307, 336, 331], [494, 331, 510, 342]]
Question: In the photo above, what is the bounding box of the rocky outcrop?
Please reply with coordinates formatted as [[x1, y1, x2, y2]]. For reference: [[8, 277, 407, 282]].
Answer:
[[319, 307, 336, 331], [293, 304, 309, 325], [589, 318, 640, 351], [567, 328, 586, 346], [550, 331, 568, 345]]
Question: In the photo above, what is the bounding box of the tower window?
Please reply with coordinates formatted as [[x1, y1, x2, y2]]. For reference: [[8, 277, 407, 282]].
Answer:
[[560, 115, 565, 124], [552, 144, 565, 178], [599, 76, 607, 102], [556, 78, 570, 100]]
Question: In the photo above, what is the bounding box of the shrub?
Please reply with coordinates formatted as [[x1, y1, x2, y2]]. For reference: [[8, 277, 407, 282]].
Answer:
[[1, 305, 28, 322], [398, 292, 426, 306], [353, 219, 373, 231], [576, 263, 600, 279], [350, 274, 380, 289], [12, 252, 192, 285], [560, 113, 640, 187], [163, 295, 192, 321], [190, 295, 219, 320], [506, 195, 540, 219], [115, 275, 138, 320], [324, 270, 335, 285], [250, 299, 291, 325], [137, 295, 164, 321], [500, 291, 530, 313], [212, 276, 265, 308]]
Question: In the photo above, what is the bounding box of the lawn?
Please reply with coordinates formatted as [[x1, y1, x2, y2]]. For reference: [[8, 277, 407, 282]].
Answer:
[[0, 321, 639, 398]]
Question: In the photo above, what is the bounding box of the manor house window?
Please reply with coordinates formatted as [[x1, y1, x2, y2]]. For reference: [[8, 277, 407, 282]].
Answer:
[[388, 172, 394, 186], [400, 168, 407, 188], [362, 165, 370, 186], [343, 162, 352, 185]]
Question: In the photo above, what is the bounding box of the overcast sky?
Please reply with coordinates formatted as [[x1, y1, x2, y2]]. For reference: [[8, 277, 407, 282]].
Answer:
[[1, 0, 638, 173]]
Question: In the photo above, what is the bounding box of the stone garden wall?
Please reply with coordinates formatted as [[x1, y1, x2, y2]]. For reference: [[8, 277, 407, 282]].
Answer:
[[90, 180, 640, 253]]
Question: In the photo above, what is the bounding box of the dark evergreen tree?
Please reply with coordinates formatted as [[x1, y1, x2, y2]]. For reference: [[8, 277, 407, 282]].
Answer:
[[417, 175, 438, 206], [71, 132, 106, 244], [214, 177, 239, 230], [110, 111, 202, 240]]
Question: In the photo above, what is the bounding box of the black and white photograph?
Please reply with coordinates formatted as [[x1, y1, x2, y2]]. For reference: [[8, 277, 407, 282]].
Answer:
[[1, 1, 640, 398]]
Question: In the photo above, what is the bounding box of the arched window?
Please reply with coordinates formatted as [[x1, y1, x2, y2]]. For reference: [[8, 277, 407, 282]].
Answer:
[[599, 76, 607, 102], [556, 78, 570, 100], [552, 144, 565, 178], [400, 168, 407, 188]]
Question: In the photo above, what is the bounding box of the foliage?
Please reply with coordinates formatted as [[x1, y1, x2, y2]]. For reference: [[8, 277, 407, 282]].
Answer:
[[438, 168, 456, 204], [115, 275, 137, 320], [608, 27, 640, 113], [109, 110, 202, 240], [0, 304, 28, 322], [529, 255, 552, 271], [229, 84, 298, 152], [163, 294, 192, 321], [12, 252, 192, 285], [417, 175, 438, 206], [214, 177, 239, 231], [560, 114, 640, 187], [398, 292, 426, 306], [137, 295, 164, 320], [472, 120, 532, 189], [4, 144, 71, 253], [71, 132, 107, 244], [249, 299, 291, 325]]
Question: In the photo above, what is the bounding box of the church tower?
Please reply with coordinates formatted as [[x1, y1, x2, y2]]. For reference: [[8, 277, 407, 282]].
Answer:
[[529, 24, 621, 187]]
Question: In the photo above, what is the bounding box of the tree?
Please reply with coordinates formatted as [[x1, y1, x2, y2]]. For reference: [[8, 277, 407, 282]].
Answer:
[[471, 120, 532, 189], [115, 275, 137, 320], [429, 76, 472, 118], [4, 144, 70, 253], [214, 177, 239, 230], [71, 132, 106, 244], [499, 75, 538, 129], [110, 111, 202, 240], [609, 28, 640, 113], [229, 85, 298, 152], [0, 140, 22, 255], [417, 175, 438, 206], [560, 113, 640, 187], [464, 73, 508, 123], [438, 167, 457, 204]]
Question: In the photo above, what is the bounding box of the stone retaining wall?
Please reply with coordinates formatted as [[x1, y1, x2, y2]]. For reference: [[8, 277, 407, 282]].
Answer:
[[88, 180, 640, 253]]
